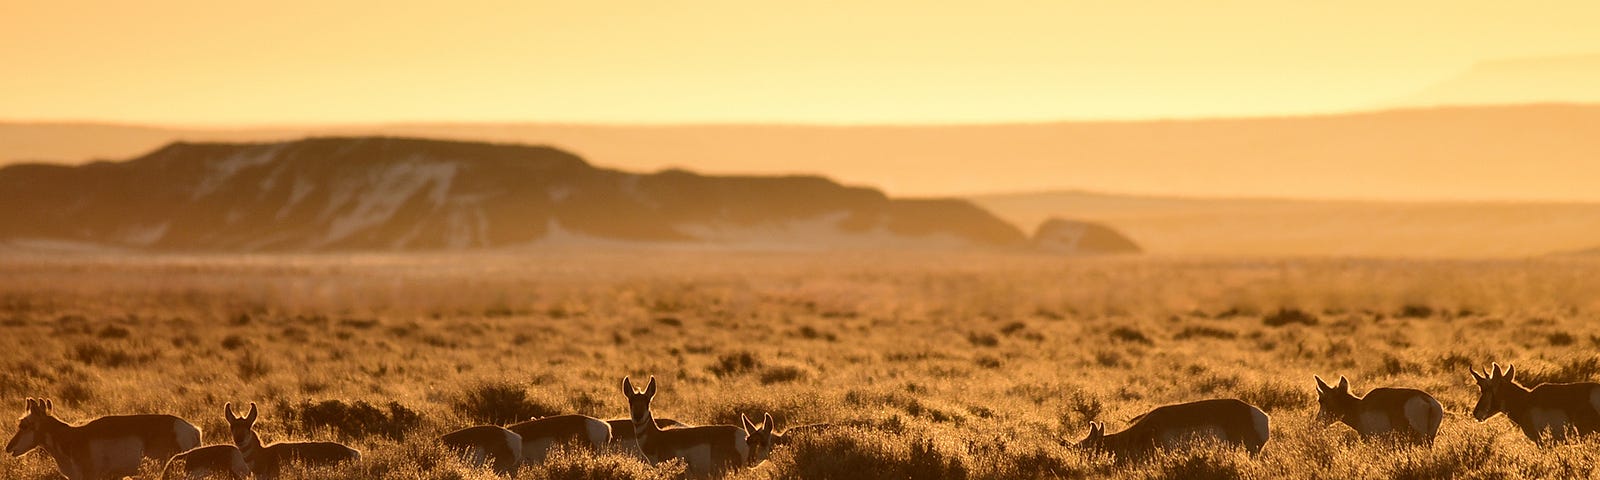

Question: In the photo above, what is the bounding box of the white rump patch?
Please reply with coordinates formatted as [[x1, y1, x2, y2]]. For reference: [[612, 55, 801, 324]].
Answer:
[[586, 418, 612, 448], [1403, 396, 1438, 434], [1252, 408, 1271, 443]]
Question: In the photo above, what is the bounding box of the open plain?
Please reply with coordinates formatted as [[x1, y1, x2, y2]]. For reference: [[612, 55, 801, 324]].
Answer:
[[2, 250, 1599, 479]]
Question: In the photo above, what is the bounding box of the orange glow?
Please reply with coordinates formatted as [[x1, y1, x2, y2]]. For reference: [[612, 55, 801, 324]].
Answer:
[[4, 1, 1600, 125]]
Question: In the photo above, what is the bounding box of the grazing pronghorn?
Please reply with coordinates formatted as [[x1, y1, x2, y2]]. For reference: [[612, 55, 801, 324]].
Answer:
[[1471, 363, 1600, 445], [1313, 375, 1444, 444], [225, 402, 360, 478], [622, 376, 751, 476], [739, 413, 777, 465], [1076, 398, 1270, 457], [439, 425, 523, 476], [606, 417, 689, 452], [159, 444, 250, 480], [5, 397, 201, 480], [504, 413, 610, 464]]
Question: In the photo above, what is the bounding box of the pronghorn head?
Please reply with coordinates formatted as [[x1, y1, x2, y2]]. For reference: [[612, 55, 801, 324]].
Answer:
[[6, 398, 55, 456], [1470, 363, 1515, 421], [622, 376, 657, 427], [742, 412, 777, 463], [1074, 421, 1107, 451], [224, 402, 260, 447], [1313, 375, 1356, 425]]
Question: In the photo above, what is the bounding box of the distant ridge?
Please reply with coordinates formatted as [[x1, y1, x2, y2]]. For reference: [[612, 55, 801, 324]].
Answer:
[[6, 104, 1600, 202], [971, 190, 1600, 258], [0, 137, 1029, 252]]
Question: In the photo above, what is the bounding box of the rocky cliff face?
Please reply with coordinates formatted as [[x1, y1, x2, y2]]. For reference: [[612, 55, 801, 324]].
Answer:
[[0, 137, 1026, 251]]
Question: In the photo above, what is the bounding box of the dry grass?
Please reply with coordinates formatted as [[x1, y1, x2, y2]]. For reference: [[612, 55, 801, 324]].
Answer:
[[2, 250, 1599, 479]]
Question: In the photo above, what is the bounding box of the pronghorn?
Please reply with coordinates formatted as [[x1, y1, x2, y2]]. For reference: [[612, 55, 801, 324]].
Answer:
[[739, 413, 777, 465], [225, 402, 360, 477], [622, 376, 751, 476], [1471, 363, 1600, 445], [504, 414, 610, 464], [606, 417, 689, 452], [5, 397, 201, 480], [1313, 375, 1444, 444], [1076, 398, 1270, 457], [159, 444, 250, 480], [438, 425, 523, 476]]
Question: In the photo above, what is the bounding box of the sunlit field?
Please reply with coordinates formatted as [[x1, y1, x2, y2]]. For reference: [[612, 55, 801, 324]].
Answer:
[[3, 250, 1599, 479]]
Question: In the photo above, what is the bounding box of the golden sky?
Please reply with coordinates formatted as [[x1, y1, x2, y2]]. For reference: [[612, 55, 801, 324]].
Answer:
[[4, 1, 1600, 125]]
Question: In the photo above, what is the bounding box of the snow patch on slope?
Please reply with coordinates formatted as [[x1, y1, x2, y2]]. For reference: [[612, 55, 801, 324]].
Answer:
[[193, 145, 284, 199], [319, 157, 459, 246], [118, 222, 170, 246], [276, 177, 317, 220]]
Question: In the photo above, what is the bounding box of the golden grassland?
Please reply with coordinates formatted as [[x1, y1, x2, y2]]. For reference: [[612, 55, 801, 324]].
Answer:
[[2, 250, 1599, 479]]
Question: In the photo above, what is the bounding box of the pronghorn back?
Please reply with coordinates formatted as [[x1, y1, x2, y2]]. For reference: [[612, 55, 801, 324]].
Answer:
[[161, 444, 250, 480], [439, 425, 523, 475], [638, 424, 750, 475], [507, 414, 611, 464], [6, 398, 201, 480], [1081, 398, 1269, 457], [1515, 382, 1600, 442], [607, 417, 688, 454]]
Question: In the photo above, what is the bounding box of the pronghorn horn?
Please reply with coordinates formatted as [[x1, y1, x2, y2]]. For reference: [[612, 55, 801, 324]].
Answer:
[[25, 397, 35, 411], [1504, 364, 1515, 380], [1492, 362, 1503, 378], [43, 399, 51, 411]]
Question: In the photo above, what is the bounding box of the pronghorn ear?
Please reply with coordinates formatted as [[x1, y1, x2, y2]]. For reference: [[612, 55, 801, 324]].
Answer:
[[1492, 362, 1503, 378], [1313, 375, 1330, 393], [742, 413, 756, 432], [225, 402, 235, 420], [245, 402, 258, 423], [644, 376, 657, 398], [1336, 376, 1349, 392], [622, 376, 634, 395], [1469, 368, 1484, 382], [764, 413, 775, 433]]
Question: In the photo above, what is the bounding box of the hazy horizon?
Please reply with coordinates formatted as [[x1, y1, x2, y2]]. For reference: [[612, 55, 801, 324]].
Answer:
[[6, 2, 1600, 125]]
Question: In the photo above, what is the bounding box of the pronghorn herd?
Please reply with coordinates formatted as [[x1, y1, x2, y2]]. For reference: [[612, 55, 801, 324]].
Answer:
[[7, 363, 1600, 479]]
